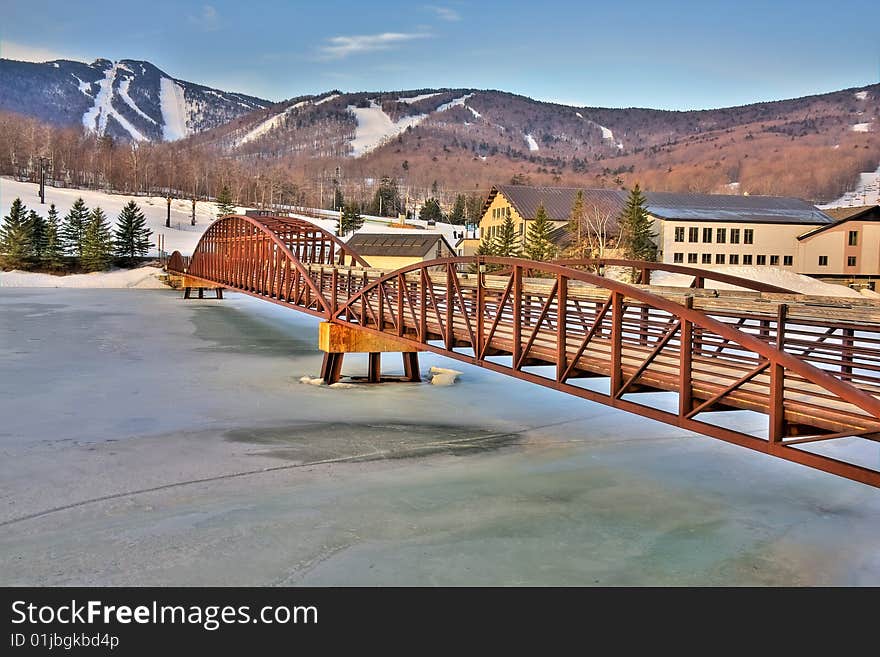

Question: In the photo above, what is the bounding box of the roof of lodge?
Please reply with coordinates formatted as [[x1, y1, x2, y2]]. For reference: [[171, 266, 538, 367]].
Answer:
[[346, 233, 453, 257], [797, 205, 880, 240], [484, 184, 833, 226]]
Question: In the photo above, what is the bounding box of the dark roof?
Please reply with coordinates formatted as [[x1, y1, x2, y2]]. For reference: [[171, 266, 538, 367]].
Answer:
[[822, 205, 880, 221], [485, 185, 833, 226], [346, 233, 453, 257], [798, 205, 880, 240]]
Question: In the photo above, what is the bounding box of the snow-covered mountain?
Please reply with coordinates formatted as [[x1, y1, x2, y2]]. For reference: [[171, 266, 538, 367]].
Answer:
[[0, 57, 270, 142]]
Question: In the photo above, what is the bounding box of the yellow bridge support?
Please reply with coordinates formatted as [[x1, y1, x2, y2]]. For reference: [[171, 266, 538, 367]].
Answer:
[[318, 322, 421, 384]]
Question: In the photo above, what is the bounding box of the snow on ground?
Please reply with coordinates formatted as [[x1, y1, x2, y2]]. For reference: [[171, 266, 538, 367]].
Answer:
[[726, 181, 741, 192], [851, 122, 873, 133], [465, 105, 481, 119], [81, 63, 147, 142], [237, 100, 309, 146], [72, 74, 91, 96], [820, 161, 880, 208], [650, 265, 863, 298], [347, 101, 427, 157], [0, 177, 217, 256], [159, 77, 189, 141], [524, 133, 539, 151], [435, 93, 473, 113], [0, 266, 166, 289], [855, 91, 869, 101], [396, 92, 440, 104], [313, 93, 340, 106], [117, 77, 157, 125]]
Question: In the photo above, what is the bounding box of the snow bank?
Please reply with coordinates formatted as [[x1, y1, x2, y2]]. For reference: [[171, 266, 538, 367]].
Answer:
[[0, 267, 167, 289], [429, 366, 462, 386], [650, 266, 863, 298], [159, 77, 189, 141]]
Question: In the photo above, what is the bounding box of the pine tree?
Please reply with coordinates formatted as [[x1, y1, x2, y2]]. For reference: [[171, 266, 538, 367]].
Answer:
[[336, 203, 364, 237], [524, 203, 556, 261], [28, 210, 47, 264], [470, 235, 498, 273], [216, 185, 235, 217], [419, 198, 443, 223], [61, 197, 90, 257], [493, 214, 521, 258], [114, 200, 154, 265], [81, 207, 114, 272], [0, 197, 33, 270], [370, 176, 401, 217], [43, 204, 65, 270], [333, 187, 345, 211], [618, 184, 657, 264], [449, 194, 467, 225]]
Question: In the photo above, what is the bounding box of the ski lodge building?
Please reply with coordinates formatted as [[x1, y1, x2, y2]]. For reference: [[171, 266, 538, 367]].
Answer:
[[474, 184, 880, 287]]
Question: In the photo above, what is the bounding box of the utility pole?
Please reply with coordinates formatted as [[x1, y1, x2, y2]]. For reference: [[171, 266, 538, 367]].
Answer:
[[166, 196, 171, 228], [191, 198, 196, 226], [38, 156, 51, 204]]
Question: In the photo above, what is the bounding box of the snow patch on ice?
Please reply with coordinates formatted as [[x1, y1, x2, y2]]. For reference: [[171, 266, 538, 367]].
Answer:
[[159, 77, 189, 141], [0, 267, 167, 289], [429, 366, 462, 386], [524, 133, 539, 151]]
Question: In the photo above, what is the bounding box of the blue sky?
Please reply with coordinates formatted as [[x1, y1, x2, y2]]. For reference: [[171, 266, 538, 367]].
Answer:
[[1, 0, 878, 109]]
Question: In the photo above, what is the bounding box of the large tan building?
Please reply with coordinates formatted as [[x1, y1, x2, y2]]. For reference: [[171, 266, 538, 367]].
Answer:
[[477, 185, 878, 283]]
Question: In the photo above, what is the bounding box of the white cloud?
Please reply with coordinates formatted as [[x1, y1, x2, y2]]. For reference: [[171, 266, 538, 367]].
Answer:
[[317, 32, 430, 60], [189, 4, 220, 31], [0, 40, 84, 63], [425, 5, 461, 21]]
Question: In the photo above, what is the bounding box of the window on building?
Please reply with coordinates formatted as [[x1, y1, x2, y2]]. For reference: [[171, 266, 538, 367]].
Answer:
[[757, 255, 767, 265], [849, 230, 858, 246], [673, 252, 684, 263], [703, 227, 712, 243], [730, 229, 740, 244], [743, 255, 753, 265], [518, 223, 524, 235], [729, 254, 739, 265], [744, 229, 754, 245], [702, 253, 712, 264], [716, 228, 726, 244], [818, 255, 828, 266], [770, 255, 779, 266], [716, 254, 725, 264], [688, 253, 698, 264], [674, 227, 685, 242], [848, 256, 857, 267], [688, 227, 699, 243], [783, 255, 793, 266]]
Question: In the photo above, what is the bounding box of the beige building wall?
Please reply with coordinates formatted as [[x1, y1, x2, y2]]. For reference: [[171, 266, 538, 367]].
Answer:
[[359, 241, 455, 270], [457, 238, 481, 257], [797, 221, 880, 276], [659, 219, 806, 269]]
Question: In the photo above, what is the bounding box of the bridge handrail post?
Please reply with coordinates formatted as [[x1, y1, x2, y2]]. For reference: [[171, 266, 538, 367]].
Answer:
[[679, 296, 694, 417], [769, 303, 788, 443]]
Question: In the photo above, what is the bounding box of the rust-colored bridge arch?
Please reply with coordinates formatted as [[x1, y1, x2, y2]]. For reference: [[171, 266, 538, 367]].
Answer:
[[168, 216, 880, 488]]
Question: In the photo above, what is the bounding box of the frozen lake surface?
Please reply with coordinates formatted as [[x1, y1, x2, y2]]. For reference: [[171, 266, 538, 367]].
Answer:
[[2, 288, 880, 585]]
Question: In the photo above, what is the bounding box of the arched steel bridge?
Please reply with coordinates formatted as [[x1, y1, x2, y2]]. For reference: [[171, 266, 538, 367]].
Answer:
[[168, 214, 880, 488]]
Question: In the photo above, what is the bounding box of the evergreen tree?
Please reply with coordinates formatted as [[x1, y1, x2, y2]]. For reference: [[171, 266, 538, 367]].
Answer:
[[216, 185, 235, 217], [333, 187, 345, 211], [61, 197, 90, 257], [493, 214, 521, 258], [114, 200, 154, 265], [524, 203, 556, 261], [28, 210, 47, 264], [43, 204, 65, 270], [370, 176, 401, 217], [419, 197, 443, 223], [336, 203, 364, 237], [449, 194, 467, 225], [470, 235, 499, 273], [0, 197, 33, 269], [618, 184, 657, 264], [80, 207, 114, 272]]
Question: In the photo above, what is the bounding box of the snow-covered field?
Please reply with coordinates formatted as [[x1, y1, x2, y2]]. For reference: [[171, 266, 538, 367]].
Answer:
[[0, 266, 166, 289], [651, 265, 865, 298]]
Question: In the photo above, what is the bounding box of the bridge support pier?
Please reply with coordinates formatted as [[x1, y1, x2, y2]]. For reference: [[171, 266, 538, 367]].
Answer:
[[318, 322, 422, 385], [179, 276, 224, 300]]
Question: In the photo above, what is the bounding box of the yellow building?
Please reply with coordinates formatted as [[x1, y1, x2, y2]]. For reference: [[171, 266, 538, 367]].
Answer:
[[797, 205, 880, 287], [346, 233, 456, 269]]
